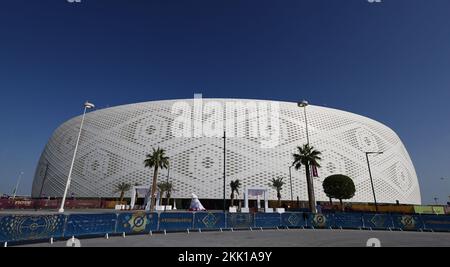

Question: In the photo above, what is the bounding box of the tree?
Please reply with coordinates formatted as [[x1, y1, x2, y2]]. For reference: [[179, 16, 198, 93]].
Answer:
[[144, 147, 169, 211], [114, 182, 131, 203], [292, 144, 322, 213], [322, 174, 356, 212], [158, 181, 174, 206], [157, 182, 166, 206], [270, 177, 285, 207], [165, 182, 174, 207], [229, 179, 241, 207]]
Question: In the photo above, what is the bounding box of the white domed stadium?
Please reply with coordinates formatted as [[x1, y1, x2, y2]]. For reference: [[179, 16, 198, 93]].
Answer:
[[32, 98, 421, 205]]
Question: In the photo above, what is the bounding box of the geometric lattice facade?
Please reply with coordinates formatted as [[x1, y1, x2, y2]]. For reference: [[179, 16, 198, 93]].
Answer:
[[32, 99, 421, 204]]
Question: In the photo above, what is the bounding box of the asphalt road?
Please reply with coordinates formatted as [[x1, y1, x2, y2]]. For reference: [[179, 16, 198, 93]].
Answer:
[[17, 229, 450, 247]]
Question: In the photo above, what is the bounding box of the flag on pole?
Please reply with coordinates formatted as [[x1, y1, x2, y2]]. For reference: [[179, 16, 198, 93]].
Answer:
[[312, 165, 319, 177]]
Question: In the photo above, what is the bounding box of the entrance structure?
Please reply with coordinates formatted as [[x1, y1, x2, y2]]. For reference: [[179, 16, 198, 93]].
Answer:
[[244, 186, 270, 212]]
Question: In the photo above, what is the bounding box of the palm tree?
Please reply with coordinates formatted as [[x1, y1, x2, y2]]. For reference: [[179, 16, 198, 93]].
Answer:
[[229, 179, 241, 207], [144, 147, 169, 211], [270, 177, 285, 207], [164, 182, 174, 207], [157, 181, 174, 206], [292, 144, 322, 213], [114, 182, 131, 203]]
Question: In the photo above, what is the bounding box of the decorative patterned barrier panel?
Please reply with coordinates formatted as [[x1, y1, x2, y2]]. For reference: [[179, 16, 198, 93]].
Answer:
[[363, 214, 394, 229], [0, 215, 65, 242], [333, 213, 363, 229], [116, 212, 158, 234], [227, 213, 254, 229], [64, 213, 118, 238], [391, 214, 424, 231], [1, 212, 450, 244], [254, 213, 281, 228], [193, 212, 226, 229], [420, 215, 450, 232], [306, 213, 333, 229], [281, 213, 307, 228], [159, 213, 194, 231]]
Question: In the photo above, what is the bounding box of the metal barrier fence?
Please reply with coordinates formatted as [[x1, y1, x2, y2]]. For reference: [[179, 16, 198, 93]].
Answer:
[[1, 212, 449, 245]]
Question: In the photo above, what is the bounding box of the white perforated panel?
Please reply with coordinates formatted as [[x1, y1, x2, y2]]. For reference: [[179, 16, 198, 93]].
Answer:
[[32, 99, 421, 204]]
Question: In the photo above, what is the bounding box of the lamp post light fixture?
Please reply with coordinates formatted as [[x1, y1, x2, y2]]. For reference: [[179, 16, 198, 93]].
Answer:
[[297, 100, 310, 145], [365, 151, 383, 212], [12, 172, 24, 199], [58, 101, 95, 213]]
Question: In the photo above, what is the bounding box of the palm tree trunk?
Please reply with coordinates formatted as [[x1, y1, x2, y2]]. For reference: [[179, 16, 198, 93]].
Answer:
[[120, 191, 124, 203], [277, 192, 281, 208], [230, 192, 235, 207], [340, 199, 344, 212], [150, 167, 159, 211], [159, 191, 163, 207], [305, 163, 316, 213]]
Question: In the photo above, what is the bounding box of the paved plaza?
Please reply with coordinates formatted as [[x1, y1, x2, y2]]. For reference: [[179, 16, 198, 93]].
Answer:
[[18, 228, 450, 247]]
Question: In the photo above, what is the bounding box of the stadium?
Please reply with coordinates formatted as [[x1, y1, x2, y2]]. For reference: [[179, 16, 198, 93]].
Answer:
[[31, 98, 421, 205]]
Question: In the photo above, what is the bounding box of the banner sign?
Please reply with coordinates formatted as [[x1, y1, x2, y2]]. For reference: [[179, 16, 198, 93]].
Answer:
[[116, 212, 158, 234], [227, 213, 254, 229], [420, 215, 450, 232], [363, 214, 394, 229], [64, 213, 117, 237], [333, 213, 363, 229], [254, 213, 281, 228], [193, 212, 226, 229], [159, 212, 194, 231], [414, 206, 445, 215], [0, 214, 65, 243], [391, 214, 424, 231], [281, 213, 307, 228]]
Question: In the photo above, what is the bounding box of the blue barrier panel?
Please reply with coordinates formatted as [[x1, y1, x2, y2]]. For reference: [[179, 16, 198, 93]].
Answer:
[[420, 215, 450, 232], [159, 212, 194, 231], [306, 213, 333, 229], [281, 213, 307, 228], [227, 213, 254, 229], [0, 215, 65, 243], [333, 213, 363, 229], [193, 212, 226, 229], [64, 213, 117, 238], [116, 212, 158, 234], [254, 213, 282, 228], [391, 214, 424, 231], [363, 214, 394, 230]]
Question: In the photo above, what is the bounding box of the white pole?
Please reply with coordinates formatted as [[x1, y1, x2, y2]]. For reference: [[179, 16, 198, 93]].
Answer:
[[59, 105, 89, 213], [12, 172, 24, 199]]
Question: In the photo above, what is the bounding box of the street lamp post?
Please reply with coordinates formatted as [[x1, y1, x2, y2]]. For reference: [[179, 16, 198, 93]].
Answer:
[[288, 164, 294, 202], [297, 100, 317, 213], [12, 172, 24, 199], [365, 151, 383, 213], [164, 163, 170, 212], [58, 101, 95, 213], [223, 131, 226, 212], [297, 100, 310, 145]]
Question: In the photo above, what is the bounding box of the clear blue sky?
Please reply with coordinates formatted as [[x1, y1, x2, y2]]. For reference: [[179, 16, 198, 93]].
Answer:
[[0, 0, 449, 204]]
